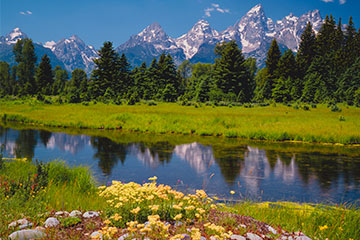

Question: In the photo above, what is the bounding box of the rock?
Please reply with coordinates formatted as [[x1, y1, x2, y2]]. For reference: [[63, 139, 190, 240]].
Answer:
[[8, 219, 29, 228], [83, 211, 99, 218], [118, 233, 129, 240], [18, 223, 33, 229], [34, 226, 45, 232], [295, 236, 312, 240], [200, 237, 206, 240], [44, 217, 60, 228], [181, 234, 191, 240], [210, 236, 219, 240], [55, 211, 69, 216], [238, 224, 247, 228], [246, 233, 262, 240], [69, 210, 82, 217], [268, 226, 278, 234], [144, 221, 150, 227], [231, 235, 246, 240], [90, 231, 103, 239], [76, 227, 82, 231], [8, 229, 46, 240], [174, 221, 183, 227]]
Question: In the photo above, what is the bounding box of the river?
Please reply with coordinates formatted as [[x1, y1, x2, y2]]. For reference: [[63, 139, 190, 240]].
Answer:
[[1, 123, 359, 204]]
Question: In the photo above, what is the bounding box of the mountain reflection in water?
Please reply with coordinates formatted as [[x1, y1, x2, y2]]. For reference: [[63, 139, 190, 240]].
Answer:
[[0, 125, 359, 204]]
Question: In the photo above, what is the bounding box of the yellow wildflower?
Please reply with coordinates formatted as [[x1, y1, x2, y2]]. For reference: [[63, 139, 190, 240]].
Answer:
[[131, 207, 141, 214], [319, 225, 329, 231], [230, 190, 235, 195], [148, 176, 158, 181], [174, 214, 182, 220]]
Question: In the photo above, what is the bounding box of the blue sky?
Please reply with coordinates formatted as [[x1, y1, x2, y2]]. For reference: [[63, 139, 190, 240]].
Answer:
[[1, 0, 359, 48]]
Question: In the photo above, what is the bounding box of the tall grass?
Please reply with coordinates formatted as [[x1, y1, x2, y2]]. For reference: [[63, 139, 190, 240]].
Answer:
[[224, 201, 360, 240], [1, 100, 360, 144], [0, 159, 106, 237]]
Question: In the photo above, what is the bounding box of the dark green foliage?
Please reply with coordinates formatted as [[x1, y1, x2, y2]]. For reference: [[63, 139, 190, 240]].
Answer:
[[89, 41, 120, 99], [336, 57, 360, 105], [0, 62, 13, 96], [13, 39, 37, 95], [213, 41, 252, 102], [67, 69, 88, 103], [52, 66, 68, 95], [35, 54, 53, 95]]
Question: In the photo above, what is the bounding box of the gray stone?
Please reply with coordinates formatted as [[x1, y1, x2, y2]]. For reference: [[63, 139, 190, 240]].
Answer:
[[295, 236, 312, 240], [9, 229, 46, 240], [118, 233, 129, 240], [231, 234, 246, 240], [44, 217, 60, 228], [90, 231, 103, 239], [144, 221, 150, 226], [238, 224, 247, 228], [83, 211, 99, 218], [210, 236, 219, 240], [181, 234, 191, 240], [246, 233, 262, 240], [55, 211, 69, 216], [69, 210, 82, 217], [18, 223, 33, 229], [268, 225, 278, 234], [174, 221, 183, 227], [200, 237, 206, 240], [8, 219, 29, 228], [35, 226, 45, 232]]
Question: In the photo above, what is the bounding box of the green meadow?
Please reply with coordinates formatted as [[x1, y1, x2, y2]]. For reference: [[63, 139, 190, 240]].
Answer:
[[1, 99, 360, 144]]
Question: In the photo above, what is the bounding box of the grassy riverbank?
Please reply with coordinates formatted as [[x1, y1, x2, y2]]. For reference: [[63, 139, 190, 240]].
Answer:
[[0, 159, 359, 239], [1, 99, 360, 144]]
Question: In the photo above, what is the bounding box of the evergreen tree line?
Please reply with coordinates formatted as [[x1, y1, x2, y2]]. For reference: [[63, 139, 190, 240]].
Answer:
[[0, 15, 359, 106]]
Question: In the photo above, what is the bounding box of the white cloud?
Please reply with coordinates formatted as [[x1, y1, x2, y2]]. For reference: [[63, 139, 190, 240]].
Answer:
[[339, 0, 346, 4], [204, 7, 214, 17], [19, 10, 32, 15], [321, 0, 334, 2], [204, 3, 230, 17]]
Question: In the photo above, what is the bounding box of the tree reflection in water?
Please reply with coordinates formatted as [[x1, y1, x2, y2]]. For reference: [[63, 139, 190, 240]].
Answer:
[[0, 124, 360, 203]]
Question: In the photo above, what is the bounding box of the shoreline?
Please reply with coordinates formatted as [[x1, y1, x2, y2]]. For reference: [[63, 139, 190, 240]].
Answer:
[[1, 101, 360, 146]]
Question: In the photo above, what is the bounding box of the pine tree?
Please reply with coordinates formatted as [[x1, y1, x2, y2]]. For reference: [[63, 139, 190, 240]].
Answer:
[[67, 69, 87, 103], [262, 39, 281, 99], [336, 57, 360, 105], [13, 39, 37, 95], [146, 58, 159, 99], [89, 41, 119, 99], [0, 61, 11, 96], [342, 17, 357, 68], [35, 54, 53, 95], [116, 53, 132, 96], [157, 54, 179, 101], [52, 66, 68, 95], [296, 22, 316, 80], [213, 41, 252, 102], [316, 15, 337, 56], [132, 62, 148, 99], [272, 77, 291, 103]]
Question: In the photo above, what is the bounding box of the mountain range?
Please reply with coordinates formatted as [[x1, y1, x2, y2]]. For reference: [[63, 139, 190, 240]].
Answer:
[[0, 4, 323, 73]]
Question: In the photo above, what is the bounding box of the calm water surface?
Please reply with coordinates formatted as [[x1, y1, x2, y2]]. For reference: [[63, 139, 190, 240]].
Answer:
[[1, 124, 359, 204]]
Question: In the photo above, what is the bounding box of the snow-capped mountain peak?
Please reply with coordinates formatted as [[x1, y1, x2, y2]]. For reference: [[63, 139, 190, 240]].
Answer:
[[175, 19, 219, 59], [247, 4, 264, 15], [43, 40, 56, 50], [138, 22, 169, 43], [4, 28, 28, 44]]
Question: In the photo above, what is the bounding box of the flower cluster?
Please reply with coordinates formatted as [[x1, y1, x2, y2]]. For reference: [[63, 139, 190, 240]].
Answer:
[[98, 176, 218, 239]]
